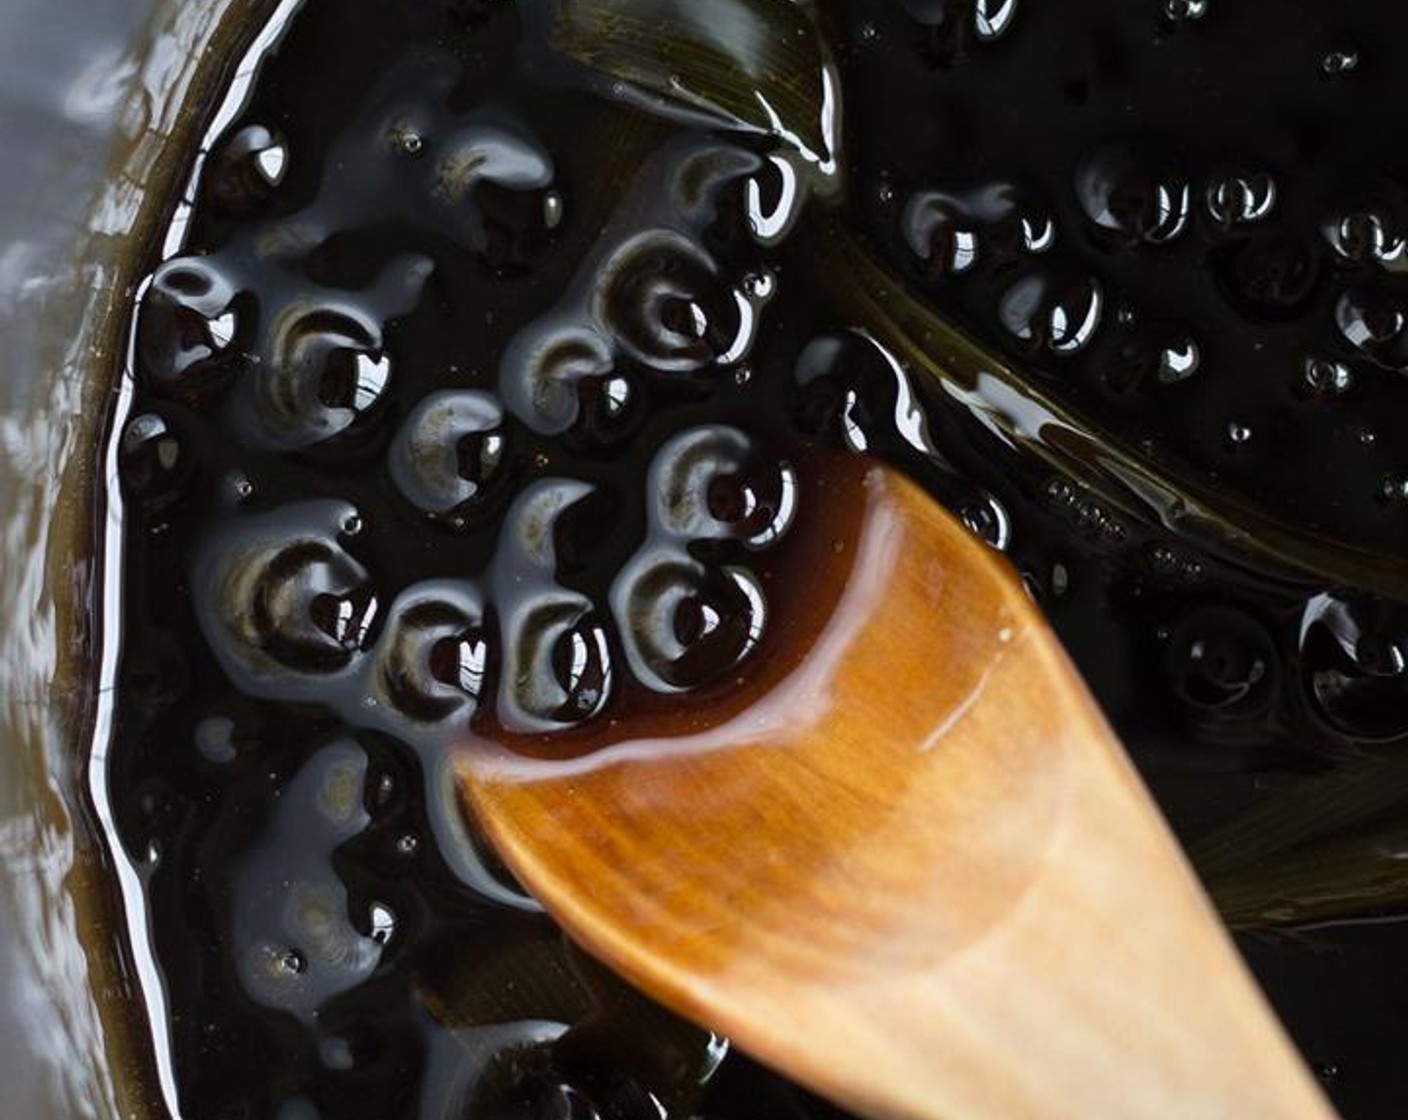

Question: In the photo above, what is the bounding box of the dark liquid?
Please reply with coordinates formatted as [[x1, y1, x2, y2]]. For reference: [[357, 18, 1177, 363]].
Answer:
[[107, 0, 1408, 1116]]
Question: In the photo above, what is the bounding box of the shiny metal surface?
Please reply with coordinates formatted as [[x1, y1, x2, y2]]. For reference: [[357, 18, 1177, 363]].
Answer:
[[0, 1, 264, 1114]]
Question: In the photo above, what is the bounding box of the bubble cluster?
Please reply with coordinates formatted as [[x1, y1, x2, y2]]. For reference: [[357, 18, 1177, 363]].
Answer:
[[147, 109, 809, 751], [612, 427, 791, 693], [1145, 543, 1204, 585], [1042, 478, 1128, 548], [133, 78, 809, 1114], [501, 138, 780, 441]]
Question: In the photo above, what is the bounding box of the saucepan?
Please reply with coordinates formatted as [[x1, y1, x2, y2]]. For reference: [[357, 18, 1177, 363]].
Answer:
[[0, 2, 267, 1114]]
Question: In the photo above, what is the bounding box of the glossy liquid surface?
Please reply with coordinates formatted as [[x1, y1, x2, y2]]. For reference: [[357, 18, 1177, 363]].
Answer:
[[108, 0, 1408, 1116]]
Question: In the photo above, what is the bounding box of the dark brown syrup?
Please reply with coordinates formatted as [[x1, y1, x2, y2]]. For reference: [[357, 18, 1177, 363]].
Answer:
[[105, 1, 1408, 1116]]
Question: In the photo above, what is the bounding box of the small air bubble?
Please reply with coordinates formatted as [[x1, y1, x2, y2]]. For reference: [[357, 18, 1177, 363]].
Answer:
[[228, 472, 255, 502], [542, 190, 564, 229], [1322, 49, 1359, 76], [195, 716, 239, 764], [1045, 477, 1076, 507], [1329, 212, 1388, 261], [1157, 338, 1200, 383], [1150, 545, 1179, 575], [1225, 421, 1253, 447], [395, 834, 420, 857], [1206, 173, 1277, 228], [1379, 472, 1408, 505], [1302, 357, 1354, 397], [341, 513, 364, 537], [1164, 0, 1208, 21], [741, 270, 776, 300], [393, 126, 424, 156], [1359, 427, 1378, 446], [733, 365, 753, 386], [1076, 147, 1189, 244]]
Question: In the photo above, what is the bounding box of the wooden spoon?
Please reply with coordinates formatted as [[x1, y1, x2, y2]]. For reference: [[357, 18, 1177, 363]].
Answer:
[[456, 456, 1338, 1120]]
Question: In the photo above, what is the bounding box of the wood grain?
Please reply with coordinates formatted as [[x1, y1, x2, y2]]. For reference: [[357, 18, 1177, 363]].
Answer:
[[457, 464, 1337, 1120]]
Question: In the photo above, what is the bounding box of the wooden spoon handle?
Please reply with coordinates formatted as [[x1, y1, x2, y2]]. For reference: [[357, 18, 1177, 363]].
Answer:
[[461, 465, 1338, 1120]]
